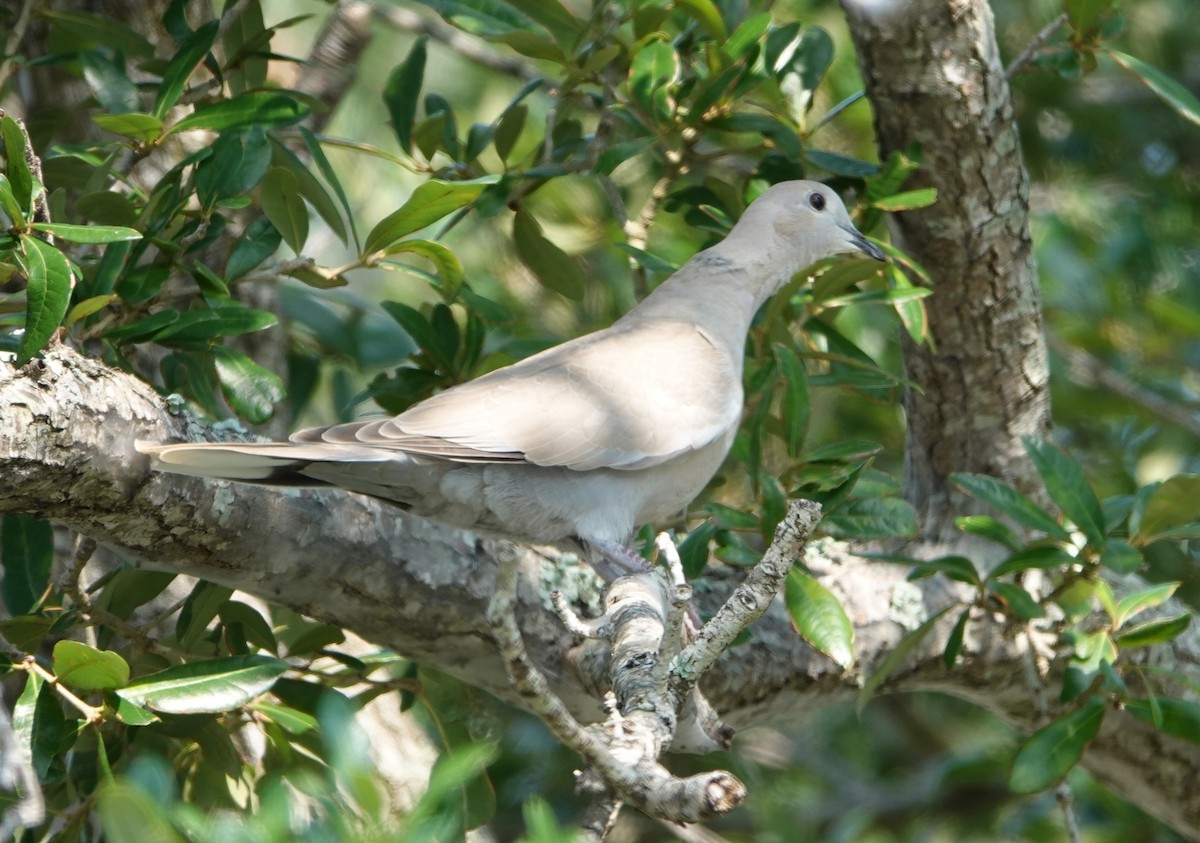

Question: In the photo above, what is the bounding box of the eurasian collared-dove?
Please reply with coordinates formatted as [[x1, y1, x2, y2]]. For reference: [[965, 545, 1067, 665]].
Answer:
[[141, 180, 884, 555]]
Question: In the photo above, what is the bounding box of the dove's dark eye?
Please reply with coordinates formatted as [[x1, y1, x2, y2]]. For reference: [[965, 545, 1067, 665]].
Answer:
[[809, 192, 826, 211]]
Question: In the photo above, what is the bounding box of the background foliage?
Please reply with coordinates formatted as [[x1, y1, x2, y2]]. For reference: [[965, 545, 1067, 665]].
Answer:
[[0, 0, 1198, 840]]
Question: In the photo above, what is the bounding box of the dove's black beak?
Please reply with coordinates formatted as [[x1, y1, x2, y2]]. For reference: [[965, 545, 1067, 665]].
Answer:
[[840, 223, 886, 262]]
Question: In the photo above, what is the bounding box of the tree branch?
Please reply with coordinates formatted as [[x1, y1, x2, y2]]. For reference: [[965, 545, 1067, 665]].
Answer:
[[2, 347, 1199, 838]]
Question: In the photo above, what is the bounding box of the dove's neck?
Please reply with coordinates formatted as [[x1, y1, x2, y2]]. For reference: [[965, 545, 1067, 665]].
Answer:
[[626, 229, 809, 358]]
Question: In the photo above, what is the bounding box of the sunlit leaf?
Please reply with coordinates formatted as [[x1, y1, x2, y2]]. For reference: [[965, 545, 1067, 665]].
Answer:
[[19, 235, 74, 364], [364, 178, 495, 255], [1009, 696, 1105, 793], [785, 570, 854, 669], [52, 640, 130, 691], [117, 655, 288, 714]]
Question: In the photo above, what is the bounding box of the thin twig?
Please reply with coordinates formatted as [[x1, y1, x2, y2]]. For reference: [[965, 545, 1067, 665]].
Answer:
[[21, 658, 105, 724], [1005, 14, 1068, 80], [373, 3, 538, 80], [1048, 334, 1200, 439], [0, 0, 35, 94]]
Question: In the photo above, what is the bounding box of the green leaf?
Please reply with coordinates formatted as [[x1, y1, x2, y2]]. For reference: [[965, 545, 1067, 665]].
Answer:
[[14, 673, 69, 781], [103, 309, 181, 343], [1114, 613, 1191, 648], [774, 343, 809, 459], [949, 471, 1072, 541], [676, 0, 727, 40], [857, 604, 956, 715], [169, 91, 308, 135], [212, 346, 285, 424], [92, 112, 164, 142], [300, 127, 359, 249], [113, 696, 160, 726], [260, 167, 308, 254], [19, 235, 74, 364], [67, 293, 118, 325], [1009, 696, 1106, 793], [41, 10, 155, 56], [512, 207, 586, 301], [493, 103, 527, 163], [153, 306, 277, 345], [594, 137, 656, 176], [1113, 582, 1179, 628], [1107, 50, 1200, 128], [1, 514, 53, 615], [52, 641, 131, 691], [0, 173, 24, 223], [227, 215, 281, 280], [386, 239, 466, 303], [219, 600, 278, 652], [381, 301, 455, 373], [907, 555, 981, 586], [784, 570, 854, 669], [80, 50, 141, 113], [116, 654, 288, 714], [1065, 0, 1116, 31], [253, 701, 318, 735], [987, 545, 1077, 581], [1136, 475, 1200, 541], [504, 0, 581, 44], [872, 187, 938, 211], [630, 40, 679, 119], [989, 581, 1045, 619], [268, 138, 349, 245], [1, 116, 33, 213], [1125, 697, 1200, 744], [385, 37, 427, 154], [955, 515, 1021, 551], [676, 521, 718, 578], [790, 26, 834, 94], [1099, 538, 1143, 575], [364, 178, 494, 255], [28, 222, 141, 244], [803, 149, 881, 177], [821, 497, 918, 540], [1023, 437, 1107, 548], [153, 20, 219, 119], [943, 608, 970, 669], [195, 126, 271, 209], [97, 781, 184, 843]]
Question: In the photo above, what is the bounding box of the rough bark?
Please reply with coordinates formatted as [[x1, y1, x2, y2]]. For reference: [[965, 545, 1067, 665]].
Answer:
[[2, 347, 1198, 839], [841, 0, 1052, 536]]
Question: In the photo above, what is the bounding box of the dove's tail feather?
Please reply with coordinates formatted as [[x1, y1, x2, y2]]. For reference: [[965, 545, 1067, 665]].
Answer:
[[135, 441, 393, 485]]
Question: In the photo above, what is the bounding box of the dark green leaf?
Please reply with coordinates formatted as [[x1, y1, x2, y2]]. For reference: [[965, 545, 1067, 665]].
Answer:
[[103, 309, 181, 342], [219, 600, 278, 652], [177, 582, 235, 649], [212, 346, 285, 424], [13, 673, 69, 781], [76, 191, 138, 226], [987, 545, 1077, 581], [1009, 696, 1105, 793], [594, 137, 656, 176], [1099, 538, 1143, 575], [822, 497, 917, 540], [300, 127, 359, 249], [268, 138, 348, 244], [858, 604, 956, 715], [943, 608, 970, 669], [227, 216, 281, 280], [52, 641, 130, 691], [1125, 697, 1200, 743], [493, 103, 527, 163], [785, 570, 854, 669], [989, 581, 1045, 619], [195, 127, 271, 209], [153, 20, 219, 119], [676, 522, 718, 578], [364, 178, 494, 255], [28, 222, 141, 244], [1, 514, 53, 615], [1114, 613, 1191, 648], [950, 471, 1072, 540], [260, 167, 308, 254], [117, 654, 288, 714], [504, 0, 581, 44], [907, 555, 981, 586], [804, 149, 881, 177], [19, 235, 74, 364], [385, 37, 427, 154], [788, 26, 834, 95], [79, 51, 141, 113], [1023, 437, 1107, 548], [1, 116, 33, 213], [153, 306, 277, 344], [0, 173, 24, 223], [676, 0, 727, 40], [42, 10, 155, 56], [774, 343, 809, 459], [381, 301, 456, 372], [254, 701, 317, 734], [512, 207, 586, 301]]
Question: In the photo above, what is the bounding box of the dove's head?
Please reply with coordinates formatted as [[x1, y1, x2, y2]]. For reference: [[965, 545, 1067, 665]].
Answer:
[[738, 179, 886, 263]]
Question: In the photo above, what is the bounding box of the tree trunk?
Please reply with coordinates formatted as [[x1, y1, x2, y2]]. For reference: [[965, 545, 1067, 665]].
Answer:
[[841, 0, 1052, 537]]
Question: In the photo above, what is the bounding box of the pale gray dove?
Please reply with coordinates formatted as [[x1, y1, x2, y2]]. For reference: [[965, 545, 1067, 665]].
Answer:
[[141, 180, 884, 562]]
